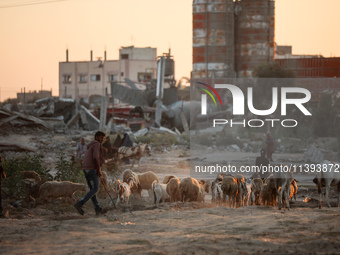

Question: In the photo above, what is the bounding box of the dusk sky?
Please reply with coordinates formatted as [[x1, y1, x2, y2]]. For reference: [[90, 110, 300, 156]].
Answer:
[[0, 0, 339, 101]]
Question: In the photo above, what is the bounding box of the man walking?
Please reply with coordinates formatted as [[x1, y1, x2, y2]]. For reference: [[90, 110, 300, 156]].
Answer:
[[253, 149, 270, 180], [0, 155, 6, 218], [266, 131, 274, 161], [76, 137, 87, 163], [74, 131, 106, 216]]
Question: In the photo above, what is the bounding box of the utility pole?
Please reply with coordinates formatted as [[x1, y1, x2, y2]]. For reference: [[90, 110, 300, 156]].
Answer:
[[155, 56, 165, 127]]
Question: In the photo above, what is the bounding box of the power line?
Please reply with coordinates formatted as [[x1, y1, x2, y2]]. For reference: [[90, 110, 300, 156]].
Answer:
[[0, 0, 68, 9]]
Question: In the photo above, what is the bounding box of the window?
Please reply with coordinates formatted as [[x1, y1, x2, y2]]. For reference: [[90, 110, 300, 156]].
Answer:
[[91, 74, 101, 81], [108, 74, 117, 82], [63, 75, 71, 83], [137, 72, 152, 82], [121, 72, 124, 77], [121, 54, 129, 59], [79, 75, 87, 83]]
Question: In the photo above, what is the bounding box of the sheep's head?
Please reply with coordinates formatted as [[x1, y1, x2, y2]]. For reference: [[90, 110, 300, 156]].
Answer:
[[126, 177, 135, 188]]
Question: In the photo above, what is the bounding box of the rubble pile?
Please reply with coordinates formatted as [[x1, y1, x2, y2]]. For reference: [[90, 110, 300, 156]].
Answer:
[[0, 97, 100, 135], [0, 109, 50, 135]]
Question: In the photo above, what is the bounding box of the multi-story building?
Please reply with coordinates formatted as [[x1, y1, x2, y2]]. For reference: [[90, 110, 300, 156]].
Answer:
[[275, 45, 340, 78], [59, 46, 157, 103], [192, 0, 275, 83]]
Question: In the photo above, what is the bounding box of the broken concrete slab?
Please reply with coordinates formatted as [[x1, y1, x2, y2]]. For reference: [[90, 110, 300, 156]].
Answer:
[[0, 142, 37, 152], [134, 128, 149, 138]]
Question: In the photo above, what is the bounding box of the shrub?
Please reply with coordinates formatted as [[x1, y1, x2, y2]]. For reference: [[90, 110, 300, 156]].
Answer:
[[54, 151, 84, 183], [2, 153, 52, 198]]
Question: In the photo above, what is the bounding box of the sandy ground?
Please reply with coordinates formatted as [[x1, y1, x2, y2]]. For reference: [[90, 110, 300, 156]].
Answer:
[[1, 135, 340, 254]]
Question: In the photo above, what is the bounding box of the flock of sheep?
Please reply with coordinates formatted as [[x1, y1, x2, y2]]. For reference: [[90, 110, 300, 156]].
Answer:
[[114, 169, 298, 210], [22, 159, 339, 211]]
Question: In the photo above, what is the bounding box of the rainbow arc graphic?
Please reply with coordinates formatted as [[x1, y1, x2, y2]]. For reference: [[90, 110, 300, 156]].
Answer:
[[196, 82, 222, 115]]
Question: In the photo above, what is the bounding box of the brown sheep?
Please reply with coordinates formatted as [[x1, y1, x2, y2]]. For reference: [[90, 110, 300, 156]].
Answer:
[[221, 176, 239, 207], [291, 179, 298, 201], [252, 178, 264, 205], [22, 171, 41, 183], [162, 175, 178, 184], [97, 170, 109, 199], [282, 179, 299, 205], [22, 171, 43, 200], [260, 183, 271, 206], [137, 171, 159, 197], [179, 177, 209, 202], [39, 181, 86, 204], [122, 169, 141, 195], [235, 174, 246, 207], [197, 180, 210, 202], [261, 176, 277, 206], [166, 177, 181, 202]]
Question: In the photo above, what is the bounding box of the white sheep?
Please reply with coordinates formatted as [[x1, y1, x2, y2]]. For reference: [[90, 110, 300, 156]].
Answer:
[[122, 169, 141, 195], [244, 178, 256, 206], [314, 160, 340, 208], [114, 177, 134, 206], [152, 180, 170, 205], [211, 179, 222, 204]]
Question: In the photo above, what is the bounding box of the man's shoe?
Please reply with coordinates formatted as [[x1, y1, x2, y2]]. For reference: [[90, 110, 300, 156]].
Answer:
[[95, 208, 107, 216], [74, 203, 84, 215]]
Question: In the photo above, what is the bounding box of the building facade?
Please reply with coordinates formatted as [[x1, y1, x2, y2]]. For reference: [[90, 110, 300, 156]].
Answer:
[[59, 46, 157, 102], [192, 0, 275, 83]]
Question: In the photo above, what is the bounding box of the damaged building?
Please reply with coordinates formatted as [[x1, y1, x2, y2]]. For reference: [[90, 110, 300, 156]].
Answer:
[[59, 46, 158, 103]]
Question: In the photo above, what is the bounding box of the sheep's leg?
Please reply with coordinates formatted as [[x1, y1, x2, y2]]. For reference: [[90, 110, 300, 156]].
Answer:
[[278, 181, 285, 210], [222, 191, 227, 205], [148, 189, 153, 198], [156, 195, 160, 206], [325, 182, 331, 208], [138, 158, 141, 171], [285, 187, 290, 210]]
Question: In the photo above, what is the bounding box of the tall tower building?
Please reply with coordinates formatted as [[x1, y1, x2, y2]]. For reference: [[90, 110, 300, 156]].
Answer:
[[192, 0, 275, 82]]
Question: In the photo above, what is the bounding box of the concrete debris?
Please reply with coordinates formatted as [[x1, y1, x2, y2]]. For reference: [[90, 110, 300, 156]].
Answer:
[[150, 126, 177, 136], [112, 125, 132, 134], [134, 128, 149, 138], [0, 142, 37, 152], [0, 110, 51, 135], [0, 97, 102, 133]]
